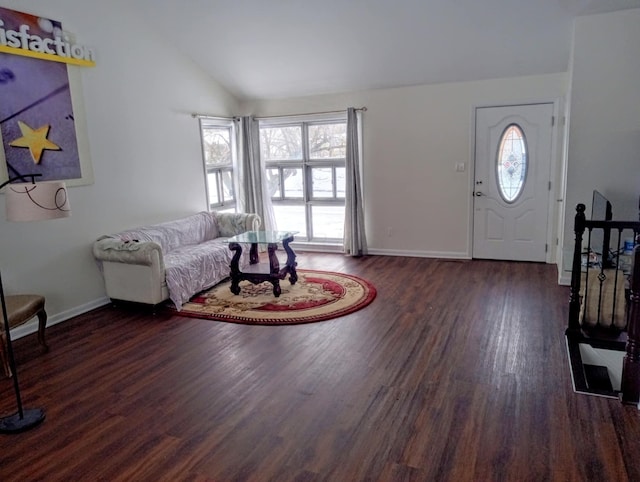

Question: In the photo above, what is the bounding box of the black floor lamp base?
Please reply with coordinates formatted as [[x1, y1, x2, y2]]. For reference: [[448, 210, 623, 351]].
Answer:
[[0, 408, 45, 434]]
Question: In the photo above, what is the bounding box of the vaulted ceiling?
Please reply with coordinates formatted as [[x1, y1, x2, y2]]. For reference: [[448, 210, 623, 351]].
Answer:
[[132, 0, 640, 100]]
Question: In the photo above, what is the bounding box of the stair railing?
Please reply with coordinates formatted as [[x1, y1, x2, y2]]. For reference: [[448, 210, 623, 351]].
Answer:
[[567, 203, 640, 403], [621, 243, 640, 404]]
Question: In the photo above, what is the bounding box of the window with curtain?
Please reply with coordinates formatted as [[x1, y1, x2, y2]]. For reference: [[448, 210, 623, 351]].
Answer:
[[259, 114, 346, 243], [199, 118, 237, 213]]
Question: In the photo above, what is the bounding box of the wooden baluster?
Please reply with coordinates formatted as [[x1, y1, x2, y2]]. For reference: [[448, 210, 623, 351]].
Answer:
[[568, 204, 586, 333], [621, 243, 640, 404]]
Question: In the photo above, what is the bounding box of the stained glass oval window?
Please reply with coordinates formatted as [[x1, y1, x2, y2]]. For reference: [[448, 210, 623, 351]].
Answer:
[[496, 124, 528, 203]]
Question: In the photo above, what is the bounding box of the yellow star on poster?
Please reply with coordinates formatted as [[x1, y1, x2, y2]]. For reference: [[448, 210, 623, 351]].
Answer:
[[9, 121, 61, 164]]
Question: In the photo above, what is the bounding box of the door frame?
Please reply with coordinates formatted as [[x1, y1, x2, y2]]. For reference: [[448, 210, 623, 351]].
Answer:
[[468, 99, 564, 264]]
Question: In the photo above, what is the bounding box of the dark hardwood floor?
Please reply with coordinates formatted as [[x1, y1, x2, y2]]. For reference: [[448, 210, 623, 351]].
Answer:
[[1, 253, 639, 481]]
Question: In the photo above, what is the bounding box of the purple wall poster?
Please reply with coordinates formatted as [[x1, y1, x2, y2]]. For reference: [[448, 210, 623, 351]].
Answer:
[[0, 7, 93, 184]]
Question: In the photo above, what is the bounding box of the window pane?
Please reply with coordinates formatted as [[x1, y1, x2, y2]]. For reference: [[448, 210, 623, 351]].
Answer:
[[207, 172, 220, 205], [336, 167, 346, 198], [496, 124, 527, 203], [202, 127, 231, 166], [312, 205, 345, 240], [260, 126, 302, 161], [266, 168, 281, 198], [283, 168, 303, 198], [309, 123, 346, 159], [311, 167, 334, 198], [272, 204, 307, 238], [214, 206, 235, 214], [222, 170, 234, 203]]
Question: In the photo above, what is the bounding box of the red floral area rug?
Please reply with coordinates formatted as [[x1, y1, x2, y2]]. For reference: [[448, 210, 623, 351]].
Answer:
[[175, 270, 376, 325]]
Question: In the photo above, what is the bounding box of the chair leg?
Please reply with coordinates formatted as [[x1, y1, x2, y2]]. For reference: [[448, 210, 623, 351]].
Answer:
[[0, 333, 10, 377], [37, 308, 48, 351]]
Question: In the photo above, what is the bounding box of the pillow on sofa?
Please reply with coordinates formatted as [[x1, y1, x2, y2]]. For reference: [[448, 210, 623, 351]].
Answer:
[[216, 212, 255, 237]]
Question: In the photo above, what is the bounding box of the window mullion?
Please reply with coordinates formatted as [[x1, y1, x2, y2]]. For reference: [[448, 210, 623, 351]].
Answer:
[[302, 122, 312, 240], [279, 166, 285, 201], [225, 167, 235, 206], [332, 166, 337, 199], [216, 171, 223, 205], [302, 123, 310, 203]]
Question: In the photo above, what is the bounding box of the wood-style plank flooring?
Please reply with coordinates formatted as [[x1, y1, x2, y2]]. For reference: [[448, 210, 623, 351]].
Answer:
[[1, 253, 639, 481]]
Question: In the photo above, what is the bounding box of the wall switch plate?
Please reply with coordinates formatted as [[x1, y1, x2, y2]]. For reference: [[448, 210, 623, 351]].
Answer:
[[455, 162, 466, 172]]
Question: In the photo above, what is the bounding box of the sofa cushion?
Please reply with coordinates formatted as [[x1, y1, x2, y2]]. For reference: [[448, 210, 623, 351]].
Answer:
[[117, 212, 218, 253]]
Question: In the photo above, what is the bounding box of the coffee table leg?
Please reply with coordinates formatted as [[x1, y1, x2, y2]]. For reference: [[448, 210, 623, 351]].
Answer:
[[283, 236, 298, 285], [249, 242, 259, 264], [272, 280, 282, 297], [266, 243, 282, 297], [229, 242, 242, 295], [268, 243, 280, 273]]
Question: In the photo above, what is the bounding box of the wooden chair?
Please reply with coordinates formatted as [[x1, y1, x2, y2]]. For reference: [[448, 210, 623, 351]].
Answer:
[[0, 295, 48, 377]]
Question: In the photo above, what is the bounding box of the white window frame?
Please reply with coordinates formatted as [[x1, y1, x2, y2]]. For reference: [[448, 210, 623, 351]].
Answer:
[[198, 118, 238, 213], [259, 113, 347, 244]]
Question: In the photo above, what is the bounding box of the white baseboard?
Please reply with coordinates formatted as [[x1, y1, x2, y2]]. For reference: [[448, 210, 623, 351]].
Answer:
[[366, 248, 471, 259], [9, 296, 110, 340]]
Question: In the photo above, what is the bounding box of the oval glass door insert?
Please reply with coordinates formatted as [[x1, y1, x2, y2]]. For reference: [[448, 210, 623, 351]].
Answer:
[[496, 124, 528, 203]]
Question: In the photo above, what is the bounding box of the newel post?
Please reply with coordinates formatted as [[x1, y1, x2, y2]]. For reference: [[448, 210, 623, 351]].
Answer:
[[621, 243, 640, 404], [568, 204, 586, 333]]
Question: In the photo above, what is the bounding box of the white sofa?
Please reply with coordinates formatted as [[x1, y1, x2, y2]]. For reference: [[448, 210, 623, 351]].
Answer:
[[93, 211, 261, 309]]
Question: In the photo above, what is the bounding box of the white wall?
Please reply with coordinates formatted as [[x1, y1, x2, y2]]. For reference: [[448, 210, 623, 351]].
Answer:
[[0, 0, 239, 327], [563, 9, 640, 239], [243, 73, 567, 257]]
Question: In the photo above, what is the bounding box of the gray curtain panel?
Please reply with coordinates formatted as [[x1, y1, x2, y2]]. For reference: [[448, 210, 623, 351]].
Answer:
[[238, 116, 276, 231], [343, 108, 367, 256]]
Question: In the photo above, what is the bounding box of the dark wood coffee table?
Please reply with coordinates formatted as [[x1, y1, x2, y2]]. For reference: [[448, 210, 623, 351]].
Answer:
[[226, 230, 299, 297]]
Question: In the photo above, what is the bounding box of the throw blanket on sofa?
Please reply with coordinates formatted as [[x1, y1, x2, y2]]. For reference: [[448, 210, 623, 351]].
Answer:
[[116, 211, 219, 252]]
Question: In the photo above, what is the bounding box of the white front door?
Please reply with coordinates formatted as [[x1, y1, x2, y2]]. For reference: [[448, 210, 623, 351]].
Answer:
[[472, 104, 554, 262]]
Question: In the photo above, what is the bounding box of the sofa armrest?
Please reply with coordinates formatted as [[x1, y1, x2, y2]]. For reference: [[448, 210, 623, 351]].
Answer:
[[93, 236, 165, 272], [216, 212, 262, 237]]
